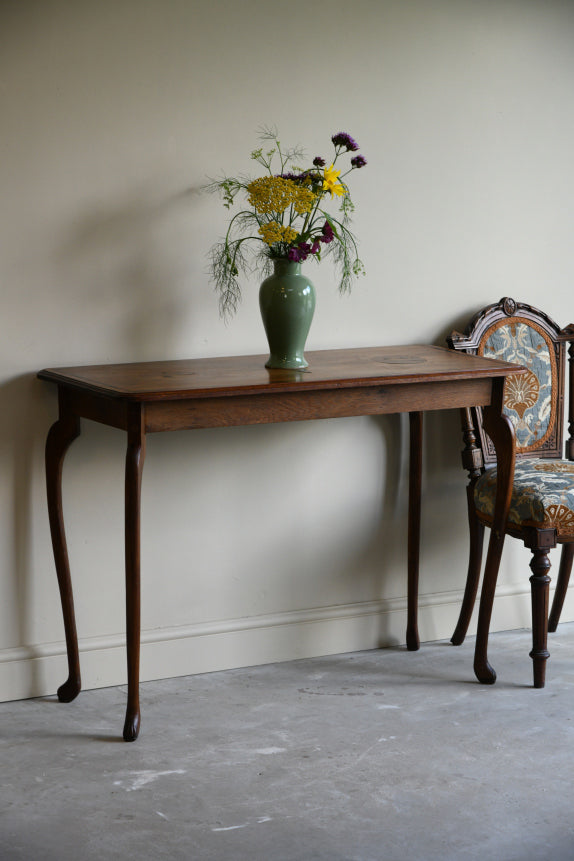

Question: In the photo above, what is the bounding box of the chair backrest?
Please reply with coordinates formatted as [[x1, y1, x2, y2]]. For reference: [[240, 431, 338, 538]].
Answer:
[[448, 297, 573, 468]]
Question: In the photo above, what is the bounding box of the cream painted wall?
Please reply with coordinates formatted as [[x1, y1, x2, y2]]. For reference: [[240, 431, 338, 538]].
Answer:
[[2, 0, 574, 701]]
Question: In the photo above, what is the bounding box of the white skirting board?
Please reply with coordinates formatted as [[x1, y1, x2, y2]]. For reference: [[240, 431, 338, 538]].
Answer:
[[1, 584, 572, 702]]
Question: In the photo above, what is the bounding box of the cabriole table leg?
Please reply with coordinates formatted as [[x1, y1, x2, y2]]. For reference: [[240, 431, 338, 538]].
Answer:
[[45, 402, 81, 702]]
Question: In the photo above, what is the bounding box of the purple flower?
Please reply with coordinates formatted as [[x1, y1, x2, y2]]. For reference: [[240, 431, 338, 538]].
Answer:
[[311, 240, 321, 254], [287, 242, 311, 262], [279, 171, 306, 183], [321, 221, 334, 244], [313, 156, 326, 167], [331, 132, 359, 152], [351, 154, 367, 169]]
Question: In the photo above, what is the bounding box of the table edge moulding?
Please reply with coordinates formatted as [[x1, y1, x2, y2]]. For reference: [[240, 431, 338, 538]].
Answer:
[[38, 344, 524, 741]]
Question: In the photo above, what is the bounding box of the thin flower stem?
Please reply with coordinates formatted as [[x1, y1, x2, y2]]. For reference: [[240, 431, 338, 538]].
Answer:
[[302, 189, 328, 236]]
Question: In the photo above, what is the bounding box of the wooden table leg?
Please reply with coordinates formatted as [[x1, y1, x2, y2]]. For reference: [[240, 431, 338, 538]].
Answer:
[[45, 392, 81, 702], [473, 380, 516, 684], [123, 407, 146, 742], [406, 411, 423, 651]]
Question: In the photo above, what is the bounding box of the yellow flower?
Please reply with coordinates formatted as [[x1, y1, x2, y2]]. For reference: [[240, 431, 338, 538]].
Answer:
[[247, 176, 316, 216], [258, 221, 285, 245], [323, 164, 345, 197], [258, 222, 300, 246], [282, 226, 298, 243], [292, 186, 315, 214], [248, 177, 292, 214]]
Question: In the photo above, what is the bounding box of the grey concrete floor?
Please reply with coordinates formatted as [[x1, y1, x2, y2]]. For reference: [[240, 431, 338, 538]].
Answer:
[[3, 626, 574, 861]]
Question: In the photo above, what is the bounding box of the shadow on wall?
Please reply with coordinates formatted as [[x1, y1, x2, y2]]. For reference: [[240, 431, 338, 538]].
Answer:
[[375, 307, 496, 648], [372, 307, 493, 649], [228, 412, 409, 658], [0, 374, 55, 695], [180, 413, 408, 619], [55, 186, 205, 361], [2, 184, 209, 693], [422, 309, 488, 486], [366, 412, 406, 595]]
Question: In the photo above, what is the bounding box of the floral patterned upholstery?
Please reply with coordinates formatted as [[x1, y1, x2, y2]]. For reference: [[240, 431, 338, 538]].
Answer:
[[475, 459, 574, 537], [475, 317, 574, 535], [479, 319, 556, 453]]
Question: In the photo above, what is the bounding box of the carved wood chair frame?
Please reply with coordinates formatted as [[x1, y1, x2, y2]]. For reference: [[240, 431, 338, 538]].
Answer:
[[448, 296, 574, 687]]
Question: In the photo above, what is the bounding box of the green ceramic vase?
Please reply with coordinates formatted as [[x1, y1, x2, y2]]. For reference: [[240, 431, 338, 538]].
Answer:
[[259, 259, 316, 370]]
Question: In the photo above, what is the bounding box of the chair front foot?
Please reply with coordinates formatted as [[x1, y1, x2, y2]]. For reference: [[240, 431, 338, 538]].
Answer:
[[451, 625, 466, 647], [123, 708, 141, 742], [529, 647, 550, 688], [474, 657, 497, 685], [529, 541, 553, 689], [57, 675, 81, 703]]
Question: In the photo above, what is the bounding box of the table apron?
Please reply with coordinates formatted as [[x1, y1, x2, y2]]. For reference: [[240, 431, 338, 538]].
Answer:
[[58, 378, 495, 432], [60, 388, 128, 430], [143, 378, 495, 432]]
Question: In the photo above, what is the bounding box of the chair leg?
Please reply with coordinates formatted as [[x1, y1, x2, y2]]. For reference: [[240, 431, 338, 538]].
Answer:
[[451, 488, 485, 646], [548, 543, 574, 633], [529, 548, 551, 689]]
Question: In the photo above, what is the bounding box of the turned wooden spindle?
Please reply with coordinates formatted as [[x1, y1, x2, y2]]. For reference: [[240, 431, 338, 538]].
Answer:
[[460, 406, 484, 481], [529, 546, 552, 688]]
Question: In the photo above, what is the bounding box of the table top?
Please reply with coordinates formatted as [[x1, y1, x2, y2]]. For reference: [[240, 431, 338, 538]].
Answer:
[[38, 345, 522, 403]]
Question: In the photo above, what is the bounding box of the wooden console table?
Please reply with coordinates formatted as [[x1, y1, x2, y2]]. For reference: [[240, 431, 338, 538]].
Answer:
[[38, 345, 521, 741]]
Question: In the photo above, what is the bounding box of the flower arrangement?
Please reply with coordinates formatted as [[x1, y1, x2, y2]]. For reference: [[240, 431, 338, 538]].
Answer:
[[206, 128, 367, 318]]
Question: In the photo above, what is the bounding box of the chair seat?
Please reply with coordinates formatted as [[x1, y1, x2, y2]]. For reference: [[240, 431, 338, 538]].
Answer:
[[475, 458, 574, 537]]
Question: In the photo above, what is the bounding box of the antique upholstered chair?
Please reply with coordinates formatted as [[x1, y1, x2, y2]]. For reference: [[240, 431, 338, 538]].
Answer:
[[447, 297, 574, 687]]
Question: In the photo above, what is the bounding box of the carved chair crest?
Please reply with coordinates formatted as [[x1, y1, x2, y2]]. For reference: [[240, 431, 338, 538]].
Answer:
[[448, 297, 574, 467]]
